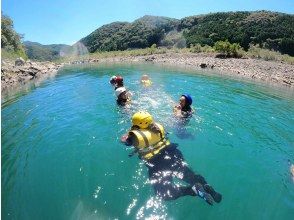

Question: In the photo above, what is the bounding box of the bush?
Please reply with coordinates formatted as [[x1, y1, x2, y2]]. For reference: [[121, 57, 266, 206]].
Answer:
[[149, 44, 157, 54], [214, 40, 242, 57]]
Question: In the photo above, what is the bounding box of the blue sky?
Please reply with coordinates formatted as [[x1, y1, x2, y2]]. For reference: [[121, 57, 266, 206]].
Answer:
[[2, 0, 294, 45]]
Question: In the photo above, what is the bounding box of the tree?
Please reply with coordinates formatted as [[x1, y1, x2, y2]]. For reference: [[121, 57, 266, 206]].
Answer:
[[1, 13, 27, 58]]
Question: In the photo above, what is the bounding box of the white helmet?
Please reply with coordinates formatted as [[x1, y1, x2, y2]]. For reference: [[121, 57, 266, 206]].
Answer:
[[110, 75, 116, 80], [110, 75, 117, 84], [115, 87, 126, 97]]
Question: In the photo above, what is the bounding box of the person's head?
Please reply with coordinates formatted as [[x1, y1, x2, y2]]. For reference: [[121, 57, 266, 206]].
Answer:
[[110, 75, 117, 85], [115, 87, 127, 100], [132, 111, 153, 129], [116, 76, 124, 86], [141, 74, 149, 81], [180, 94, 192, 108]]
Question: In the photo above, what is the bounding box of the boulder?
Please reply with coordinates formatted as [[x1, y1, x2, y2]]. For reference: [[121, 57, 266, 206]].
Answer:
[[145, 56, 155, 62], [200, 63, 207, 68], [15, 57, 26, 66]]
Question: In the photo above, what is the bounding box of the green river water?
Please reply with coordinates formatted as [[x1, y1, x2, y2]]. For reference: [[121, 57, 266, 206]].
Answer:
[[2, 63, 294, 219]]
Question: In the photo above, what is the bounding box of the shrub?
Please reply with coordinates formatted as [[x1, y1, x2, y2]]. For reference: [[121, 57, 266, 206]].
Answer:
[[149, 44, 157, 54], [214, 40, 242, 57]]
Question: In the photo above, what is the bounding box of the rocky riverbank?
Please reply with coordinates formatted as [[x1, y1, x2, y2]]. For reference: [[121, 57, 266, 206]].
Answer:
[[1, 58, 63, 94], [2, 53, 294, 96], [70, 52, 294, 88]]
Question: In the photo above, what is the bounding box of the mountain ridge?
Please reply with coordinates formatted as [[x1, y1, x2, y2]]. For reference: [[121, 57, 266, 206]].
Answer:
[[78, 11, 294, 55]]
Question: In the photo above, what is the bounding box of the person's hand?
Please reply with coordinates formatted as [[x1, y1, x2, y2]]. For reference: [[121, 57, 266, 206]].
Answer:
[[173, 105, 182, 117], [173, 104, 180, 111], [121, 134, 129, 143]]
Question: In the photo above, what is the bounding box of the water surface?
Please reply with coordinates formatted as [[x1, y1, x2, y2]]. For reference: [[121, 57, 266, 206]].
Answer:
[[2, 63, 294, 219]]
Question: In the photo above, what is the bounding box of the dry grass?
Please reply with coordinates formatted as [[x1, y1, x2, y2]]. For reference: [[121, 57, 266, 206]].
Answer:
[[247, 45, 294, 64]]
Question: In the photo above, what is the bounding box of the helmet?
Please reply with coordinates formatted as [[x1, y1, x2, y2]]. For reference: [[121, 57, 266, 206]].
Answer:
[[110, 75, 117, 84], [182, 94, 192, 105], [132, 111, 153, 129], [141, 74, 149, 80], [116, 76, 123, 84], [115, 87, 126, 97]]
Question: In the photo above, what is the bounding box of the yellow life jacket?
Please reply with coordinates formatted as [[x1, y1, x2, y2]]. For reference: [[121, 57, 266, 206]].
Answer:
[[129, 122, 170, 160], [141, 79, 152, 87]]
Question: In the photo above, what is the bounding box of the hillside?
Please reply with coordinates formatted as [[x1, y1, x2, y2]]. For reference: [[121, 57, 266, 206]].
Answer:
[[80, 16, 179, 52], [79, 11, 294, 56], [3, 11, 293, 61], [181, 11, 294, 55], [24, 41, 71, 61]]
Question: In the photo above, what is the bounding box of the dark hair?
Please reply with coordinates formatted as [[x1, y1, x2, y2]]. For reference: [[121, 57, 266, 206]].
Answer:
[[181, 104, 192, 113]]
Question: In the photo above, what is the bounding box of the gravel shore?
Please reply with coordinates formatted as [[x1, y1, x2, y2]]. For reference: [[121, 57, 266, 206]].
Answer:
[[84, 52, 294, 88], [2, 53, 294, 97]]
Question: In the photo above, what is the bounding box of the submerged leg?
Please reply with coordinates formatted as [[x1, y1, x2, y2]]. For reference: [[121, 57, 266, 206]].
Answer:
[[148, 162, 195, 201], [150, 172, 214, 205], [170, 148, 222, 203], [169, 148, 207, 185], [152, 179, 195, 201]]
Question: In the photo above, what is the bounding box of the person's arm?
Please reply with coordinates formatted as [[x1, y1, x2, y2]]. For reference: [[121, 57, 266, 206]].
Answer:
[[121, 133, 136, 146]]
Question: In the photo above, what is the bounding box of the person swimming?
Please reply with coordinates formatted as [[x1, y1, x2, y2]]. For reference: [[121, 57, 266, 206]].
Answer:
[[173, 94, 194, 118], [115, 86, 131, 106], [121, 111, 222, 205], [141, 74, 152, 87], [115, 76, 124, 90]]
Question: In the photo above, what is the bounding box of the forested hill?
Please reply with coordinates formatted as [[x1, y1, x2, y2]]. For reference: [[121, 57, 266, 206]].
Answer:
[[24, 41, 71, 61], [79, 11, 294, 56], [80, 15, 179, 52]]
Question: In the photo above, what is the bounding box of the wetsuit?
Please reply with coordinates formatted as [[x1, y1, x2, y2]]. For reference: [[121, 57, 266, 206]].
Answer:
[[146, 143, 208, 200], [125, 134, 209, 201], [116, 91, 130, 106], [117, 98, 128, 106], [181, 105, 193, 118]]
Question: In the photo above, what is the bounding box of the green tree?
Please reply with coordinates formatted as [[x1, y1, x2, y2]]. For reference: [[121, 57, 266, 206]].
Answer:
[[1, 13, 27, 58]]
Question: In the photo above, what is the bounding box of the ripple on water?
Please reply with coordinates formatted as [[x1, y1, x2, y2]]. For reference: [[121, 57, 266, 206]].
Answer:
[[2, 63, 294, 220]]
